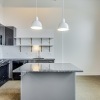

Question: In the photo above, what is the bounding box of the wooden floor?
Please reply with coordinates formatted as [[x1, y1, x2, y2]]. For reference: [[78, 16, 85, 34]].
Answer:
[[0, 76, 100, 100]]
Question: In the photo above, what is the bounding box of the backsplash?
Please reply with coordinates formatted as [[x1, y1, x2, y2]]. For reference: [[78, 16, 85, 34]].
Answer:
[[0, 29, 54, 59], [1, 46, 54, 59]]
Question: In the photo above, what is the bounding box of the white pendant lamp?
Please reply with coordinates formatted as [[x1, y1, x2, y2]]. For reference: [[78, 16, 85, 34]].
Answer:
[[31, 0, 42, 30], [58, 0, 69, 31]]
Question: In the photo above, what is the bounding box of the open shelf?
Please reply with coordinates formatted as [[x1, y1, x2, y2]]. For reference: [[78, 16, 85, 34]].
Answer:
[[14, 37, 53, 39], [15, 45, 53, 47], [14, 37, 54, 52]]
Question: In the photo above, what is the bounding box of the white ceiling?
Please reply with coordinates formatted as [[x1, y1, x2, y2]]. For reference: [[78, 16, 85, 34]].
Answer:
[[3, 0, 100, 9], [3, 0, 63, 7]]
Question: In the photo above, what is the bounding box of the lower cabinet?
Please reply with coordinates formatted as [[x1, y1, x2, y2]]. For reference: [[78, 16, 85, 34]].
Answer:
[[12, 61, 24, 80], [12, 60, 28, 80], [0, 63, 9, 86]]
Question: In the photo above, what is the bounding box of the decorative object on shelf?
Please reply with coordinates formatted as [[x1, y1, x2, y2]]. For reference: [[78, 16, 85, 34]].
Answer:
[[32, 45, 40, 52], [32, 45, 41, 58], [58, 0, 69, 31], [31, 0, 42, 30]]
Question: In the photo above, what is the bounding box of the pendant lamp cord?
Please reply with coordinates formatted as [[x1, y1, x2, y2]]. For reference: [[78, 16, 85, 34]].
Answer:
[[62, 0, 64, 19], [36, 0, 37, 17]]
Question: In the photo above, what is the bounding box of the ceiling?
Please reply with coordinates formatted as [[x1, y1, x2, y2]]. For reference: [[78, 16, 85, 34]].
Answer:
[[3, 0, 98, 8], [1, 0, 99, 14], [3, 0, 64, 7]]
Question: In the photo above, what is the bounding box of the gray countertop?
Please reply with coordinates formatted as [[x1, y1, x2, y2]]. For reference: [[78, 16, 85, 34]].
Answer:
[[13, 63, 83, 73], [0, 58, 55, 61], [0, 59, 9, 67], [0, 58, 55, 67]]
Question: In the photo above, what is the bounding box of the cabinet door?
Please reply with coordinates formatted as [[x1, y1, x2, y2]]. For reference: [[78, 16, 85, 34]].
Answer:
[[0, 63, 9, 86], [12, 61, 24, 80], [0, 35, 2, 45], [13, 61, 23, 70], [5, 27, 14, 45], [0, 24, 5, 45]]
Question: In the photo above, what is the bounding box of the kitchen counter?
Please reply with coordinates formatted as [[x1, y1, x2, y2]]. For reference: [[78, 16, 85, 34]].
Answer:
[[0, 58, 55, 63], [0, 58, 55, 80], [0, 58, 55, 60], [13, 63, 82, 73], [18, 63, 82, 100]]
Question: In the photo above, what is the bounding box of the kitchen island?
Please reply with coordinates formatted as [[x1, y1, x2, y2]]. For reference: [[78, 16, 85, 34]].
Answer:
[[13, 63, 82, 100]]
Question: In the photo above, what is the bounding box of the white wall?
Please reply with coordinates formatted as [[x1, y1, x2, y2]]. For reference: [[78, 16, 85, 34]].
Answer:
[[62, 0, 100, 75], [0, 0, 4, 23], [0, 46, 2, 58], [2, 7, 62, 62], [1, 0, 100, 75], [1, 30, 55, 59], [0, 0, 3, 58]]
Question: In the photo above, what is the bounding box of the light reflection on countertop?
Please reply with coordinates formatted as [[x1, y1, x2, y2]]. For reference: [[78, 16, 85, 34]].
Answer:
[[32, 64, 41, 72]]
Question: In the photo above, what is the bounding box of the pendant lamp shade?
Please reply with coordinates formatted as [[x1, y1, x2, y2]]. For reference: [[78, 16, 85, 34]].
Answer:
[[31, 17, 42, 30], [58, 18, 69, 31], [31, 0, 42, 30], [58, 0, 69, 31]]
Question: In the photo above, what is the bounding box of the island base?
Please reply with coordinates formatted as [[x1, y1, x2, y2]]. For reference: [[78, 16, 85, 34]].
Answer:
[[21, 72, 76, 100]]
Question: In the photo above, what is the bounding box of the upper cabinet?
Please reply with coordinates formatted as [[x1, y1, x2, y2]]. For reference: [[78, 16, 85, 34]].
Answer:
[[0, 23, 16, 45], [5, 26, 16, 45], [0, 24, 4, 45]]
